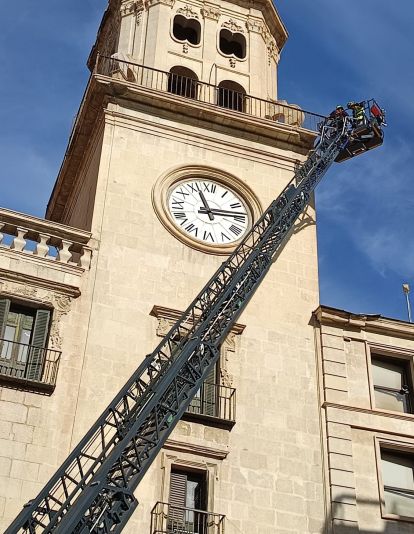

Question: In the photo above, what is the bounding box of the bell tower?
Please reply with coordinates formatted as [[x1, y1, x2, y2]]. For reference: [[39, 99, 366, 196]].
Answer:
[[43, 0, 326, 532]]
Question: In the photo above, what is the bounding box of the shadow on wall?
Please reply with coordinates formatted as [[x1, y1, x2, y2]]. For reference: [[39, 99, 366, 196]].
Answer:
[[322, 496, 413, 534]]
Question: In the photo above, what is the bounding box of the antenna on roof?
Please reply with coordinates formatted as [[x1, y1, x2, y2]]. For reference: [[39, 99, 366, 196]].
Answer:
[[403, 283, 412, 323]]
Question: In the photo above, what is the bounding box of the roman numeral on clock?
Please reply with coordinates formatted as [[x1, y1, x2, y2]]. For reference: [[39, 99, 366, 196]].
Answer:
[[229, 224, 243, 236], [234, 215, 246, 223], [203, 231, 214, 242], [173, 212, 186, 219], [230, 202, 242, 209], [172, 199, 185, 209], [185, 223, 198, 236], [221, 232, 231, 242], [202, 182, 217, 193], [187, 182, 201, 193]]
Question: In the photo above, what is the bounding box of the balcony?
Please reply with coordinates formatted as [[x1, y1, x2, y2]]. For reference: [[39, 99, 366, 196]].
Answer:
[[184, 382, 236, 429], [94, 54, 324, 133], [0, 338, 61, 393], [151, 502, 225, 534]]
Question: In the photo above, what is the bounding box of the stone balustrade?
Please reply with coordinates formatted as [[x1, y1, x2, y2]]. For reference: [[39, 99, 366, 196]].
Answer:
[[0, 208, 92, 269]]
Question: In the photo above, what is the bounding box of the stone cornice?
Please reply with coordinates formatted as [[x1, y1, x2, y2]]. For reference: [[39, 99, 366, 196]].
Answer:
[[164, 438, 229, 459], [0, 268, 81, 298], [314, 304, 414, 338], [150, 305, 246, 335]]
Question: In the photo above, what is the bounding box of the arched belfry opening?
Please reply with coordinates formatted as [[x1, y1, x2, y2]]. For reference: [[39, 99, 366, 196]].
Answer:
[[172, 14, 201, 45], [217, 80, 246, 112], [168, 66, 199, 99]]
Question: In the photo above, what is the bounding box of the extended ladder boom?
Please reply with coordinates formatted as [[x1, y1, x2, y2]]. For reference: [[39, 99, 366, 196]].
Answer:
[[7, 105, 383, 534]]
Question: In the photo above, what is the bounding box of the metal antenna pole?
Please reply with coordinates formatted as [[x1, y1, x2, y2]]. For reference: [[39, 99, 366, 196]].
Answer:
[[403, 284, 412, 323]]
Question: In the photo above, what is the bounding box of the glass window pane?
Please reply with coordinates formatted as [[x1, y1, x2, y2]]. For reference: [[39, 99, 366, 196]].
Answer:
[[1, 325, 16, 359], [384, 488, 414, 517], [372, 358, 404, 389], [375, 389, 407, 412], [382, 454, 414, 490]]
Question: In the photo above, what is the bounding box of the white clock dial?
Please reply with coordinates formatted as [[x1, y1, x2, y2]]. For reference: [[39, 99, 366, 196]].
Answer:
[[168, 179, 250, 245]]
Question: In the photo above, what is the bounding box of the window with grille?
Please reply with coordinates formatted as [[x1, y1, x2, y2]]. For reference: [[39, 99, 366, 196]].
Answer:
[[371, 355, 413, 413], [188, 362, 218, 417], [381, 448, 414, 519], [0, 298, 51, 382], [168, 468, 207, 534]]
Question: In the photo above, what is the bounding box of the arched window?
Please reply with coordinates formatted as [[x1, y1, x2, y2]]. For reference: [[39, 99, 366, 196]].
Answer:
[[172, 15, 201, 45], [217, 80, 246, 112], [219, 29, 246, 60], [168, 66, 199, 99]]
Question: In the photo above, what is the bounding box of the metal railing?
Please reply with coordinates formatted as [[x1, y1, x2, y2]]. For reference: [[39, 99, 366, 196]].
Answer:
[[95, 54, 324, 132], [151, 502, 225, 534], [0, 338, 61, 388], [186, 382, 236, 421]]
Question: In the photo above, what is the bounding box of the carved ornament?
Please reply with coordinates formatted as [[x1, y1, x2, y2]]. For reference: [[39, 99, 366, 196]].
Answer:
[[147, 0, 175, 7], [120, 0, 144, 16], [151, 305, 245, 389], [0, 281, 74, 351], [246, 18, 264, 34], [201, 6, 220, 21], [177, 4, 199, 19], [222, 18, 244, 34]]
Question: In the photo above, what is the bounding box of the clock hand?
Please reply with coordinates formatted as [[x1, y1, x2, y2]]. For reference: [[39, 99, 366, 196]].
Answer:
[[199, 192, 214, 221], [198, 208, 246, 217]]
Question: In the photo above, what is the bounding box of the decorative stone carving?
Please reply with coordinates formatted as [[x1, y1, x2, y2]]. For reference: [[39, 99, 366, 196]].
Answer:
[[0, 281, 74, 352], [121, 0, 144, 16], [229, 57, 236, 68], [267, 38, 279, 65], [183, 43, 189, 54], [222, 19, 244, 34], [177, 5, 199, 19], [147, 0, 175, 7], [151, 306, 245, 389], [201, 6, 220, 21], [246, 18, 264, 34]]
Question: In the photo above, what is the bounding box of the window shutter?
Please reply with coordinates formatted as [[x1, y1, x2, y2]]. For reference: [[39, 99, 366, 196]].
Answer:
[[0, 298, 11, 338], [202, 364, 217, 416], [26, 309, 50, 381], [168, 471, 187, 526]]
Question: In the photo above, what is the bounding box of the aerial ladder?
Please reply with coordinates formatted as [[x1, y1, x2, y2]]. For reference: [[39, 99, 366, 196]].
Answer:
[[6, 100, 385, 534]]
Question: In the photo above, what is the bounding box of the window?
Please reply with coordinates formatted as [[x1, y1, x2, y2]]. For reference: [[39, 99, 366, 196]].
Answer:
[[0, 298, 51, 383], [381, 449, 414, 519], [219, 29, 246, 59], [371, 355, 413, 413], [168, 468, 207, 534], [188, 362, 218, 417], [172, 15, 201, 45], [217, 80, 246, 112], [168, 66, 199, 99]]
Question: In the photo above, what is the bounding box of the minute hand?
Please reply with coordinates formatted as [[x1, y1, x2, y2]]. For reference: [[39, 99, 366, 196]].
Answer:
[[198, 208, 246, 217]]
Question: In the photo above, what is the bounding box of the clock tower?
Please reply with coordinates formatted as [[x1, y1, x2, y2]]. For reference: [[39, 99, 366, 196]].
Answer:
[[43, 0, 325, 532]]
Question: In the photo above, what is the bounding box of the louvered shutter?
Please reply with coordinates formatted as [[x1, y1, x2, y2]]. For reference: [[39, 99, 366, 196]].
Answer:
[[0, 299, 10, 338], [26, 309, 50, 381], [202, 364, 217, 417], [168, 471, 186, 528], [0, 299, 11, 358]]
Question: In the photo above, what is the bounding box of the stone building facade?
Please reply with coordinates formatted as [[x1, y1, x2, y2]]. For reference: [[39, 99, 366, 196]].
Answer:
[[0, 0, 413, 533]]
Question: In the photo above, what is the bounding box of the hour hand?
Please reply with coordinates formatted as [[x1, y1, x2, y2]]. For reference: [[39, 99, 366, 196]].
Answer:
[[199, 192, 214, 221], [199, 207, 246, 218]]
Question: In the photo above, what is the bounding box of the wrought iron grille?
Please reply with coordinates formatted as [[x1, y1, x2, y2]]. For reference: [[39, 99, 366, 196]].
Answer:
[[150, 502, 225, 534], [0, 338, 61, 389], [94, 54, 324, 132], [187, 382, 236, 422]]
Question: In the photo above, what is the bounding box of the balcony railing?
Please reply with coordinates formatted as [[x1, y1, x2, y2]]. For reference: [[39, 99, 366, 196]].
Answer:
[[0, 208, 92, 269], [95, 54, 324, 133], [0, 338, 61, 391], [186, 382, 236, 423], [151, 502, 225, 534]]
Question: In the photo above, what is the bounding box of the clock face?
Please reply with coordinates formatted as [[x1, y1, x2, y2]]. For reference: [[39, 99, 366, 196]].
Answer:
[[168, 179, 251, 245]]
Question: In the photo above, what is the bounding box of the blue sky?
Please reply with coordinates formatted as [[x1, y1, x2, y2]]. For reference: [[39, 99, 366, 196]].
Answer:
[[1, 1, 413, 321]]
